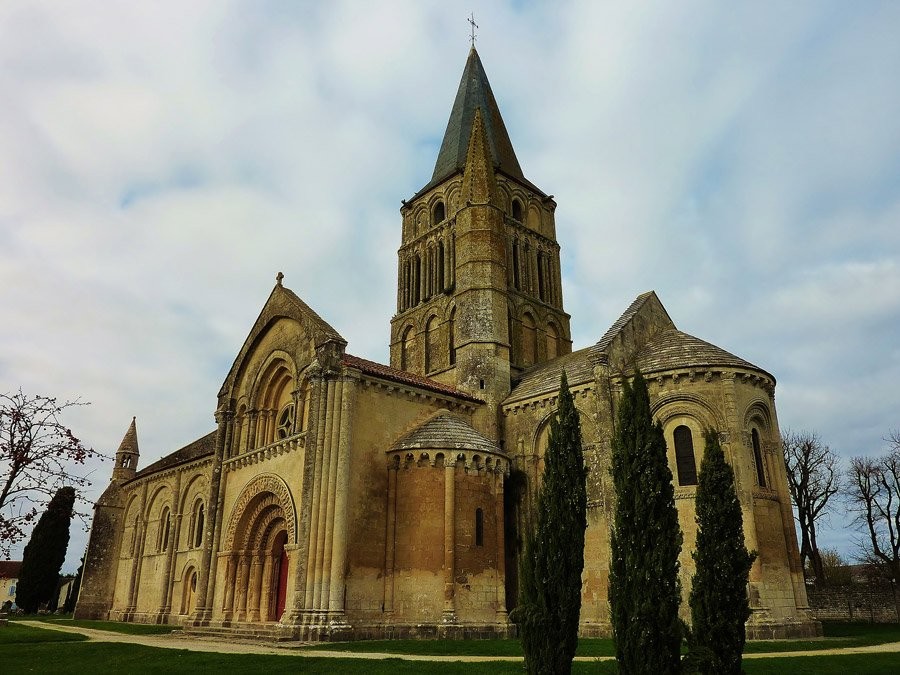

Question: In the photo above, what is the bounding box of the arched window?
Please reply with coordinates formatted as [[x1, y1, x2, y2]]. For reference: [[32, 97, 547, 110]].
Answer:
[[546, 322, 559, 360], [752, 428, 767, 487], [475, 508, 484, 547], [400, 326, 413, 371], [159, 507, 171, 552], [414, 254, 421, 305], [512, 199, 523, 222], [433, 200, 445, 225], [448, 308, 456, 366], [425, 315, 439, 373], [276, 402, 294, 439], [521, 313, 537, 367], [193, 502, 205, 549], [512, 239, 521, 290], [673, 425, 698, 486]]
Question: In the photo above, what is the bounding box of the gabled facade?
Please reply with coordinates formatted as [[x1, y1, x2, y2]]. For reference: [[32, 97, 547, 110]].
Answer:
[[76, 48, 820, 640]]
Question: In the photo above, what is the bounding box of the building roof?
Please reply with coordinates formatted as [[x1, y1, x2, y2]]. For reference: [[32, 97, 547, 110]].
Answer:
[[343, 354, 483, 404], [0, 561, 22, 578], [390, 409, 498, 453], [117, 417, 140, 457], [635, 328, 772, 379], [132, 431, 217, 480], [505, 344, 605, 404], [417, 48, 544, 198]]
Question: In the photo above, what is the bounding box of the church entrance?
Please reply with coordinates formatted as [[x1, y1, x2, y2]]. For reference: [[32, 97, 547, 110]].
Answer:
[[222, 490, 290, 624]]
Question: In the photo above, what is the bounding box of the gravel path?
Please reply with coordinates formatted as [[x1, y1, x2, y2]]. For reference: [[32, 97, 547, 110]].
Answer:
[[18, 620, 900, 663]]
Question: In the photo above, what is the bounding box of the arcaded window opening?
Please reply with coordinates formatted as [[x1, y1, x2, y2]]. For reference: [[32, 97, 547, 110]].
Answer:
[[159, 507, 171, 552], [512, 199, 523, 222], [433, 200, 445, 225], [673, 425, 698, 486], [752, 428, 767, 487]]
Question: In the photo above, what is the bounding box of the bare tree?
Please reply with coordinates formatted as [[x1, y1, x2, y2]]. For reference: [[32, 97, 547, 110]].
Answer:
[[847, 434, 900, 619], [0, 390, 104, 557], [782, 430, 840, 588]]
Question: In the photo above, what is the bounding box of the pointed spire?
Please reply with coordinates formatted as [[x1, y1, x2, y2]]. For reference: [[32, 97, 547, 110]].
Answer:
[[432, 48, 525, 185], [461, 108, 499, 205], [112, 417, 139, 481], [117, 417, 139, 457]]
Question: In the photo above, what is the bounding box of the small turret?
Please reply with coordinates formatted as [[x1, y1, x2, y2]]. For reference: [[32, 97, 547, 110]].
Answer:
[[112, 417, 139, 482]]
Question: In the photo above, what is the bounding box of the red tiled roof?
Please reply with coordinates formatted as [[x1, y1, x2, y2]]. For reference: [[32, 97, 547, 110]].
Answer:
[[342, 354, 483, 404], [0, 561, 22, 578]]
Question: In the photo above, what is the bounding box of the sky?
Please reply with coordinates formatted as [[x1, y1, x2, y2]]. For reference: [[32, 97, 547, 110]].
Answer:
[[1, 1, 899, 572]]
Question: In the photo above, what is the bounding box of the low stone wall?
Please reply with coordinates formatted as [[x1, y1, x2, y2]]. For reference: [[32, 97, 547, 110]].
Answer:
[[807, 585, 899, 623]]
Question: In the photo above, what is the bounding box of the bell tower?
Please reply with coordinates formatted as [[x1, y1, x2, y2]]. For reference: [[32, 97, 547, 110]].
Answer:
[[390, 48, 572, 433]]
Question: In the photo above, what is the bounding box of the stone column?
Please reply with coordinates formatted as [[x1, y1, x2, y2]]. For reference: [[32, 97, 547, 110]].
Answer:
[[302, 372, 330, 614], [494, 465, 507, 621], [328, 375, 357, 622], [318, 377, 344, 611], [124, 482, 149, 620], [157, 470, 182, 622], [383, 457, 399, 615], [193, 407, 230, 625], [442, 456, 457, 623], [260, 553, 276, 622], [235, 553, 251, 621], [248, 554, 264, 622], [247, 410, 258, 452], [222, 554, 237, 620]]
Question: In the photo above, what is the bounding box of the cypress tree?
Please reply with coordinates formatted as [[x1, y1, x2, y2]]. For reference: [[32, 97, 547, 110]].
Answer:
[[688, 430, 755, 674], [609, 372, 683, 674], [518, 372, 587, 674], [16, 486, 75, 613]]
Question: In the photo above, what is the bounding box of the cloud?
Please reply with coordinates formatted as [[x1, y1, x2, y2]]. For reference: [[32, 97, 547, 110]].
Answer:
[[1, 0, 899, 569]]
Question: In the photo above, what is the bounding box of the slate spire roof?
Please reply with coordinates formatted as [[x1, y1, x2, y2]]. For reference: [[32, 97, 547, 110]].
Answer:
[[422, 48, 543, 197], [117, 417, 140, 457]]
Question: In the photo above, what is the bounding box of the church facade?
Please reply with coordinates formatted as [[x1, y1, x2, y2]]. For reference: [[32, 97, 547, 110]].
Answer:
[[75, 49, 820, 640]]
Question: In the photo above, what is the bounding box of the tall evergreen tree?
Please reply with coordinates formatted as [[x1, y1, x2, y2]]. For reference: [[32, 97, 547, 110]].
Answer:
[[609, 372, 683, 675], [518, 372, 587, 675], [16, 486, 75, 613], [688, 430, 755, 674]]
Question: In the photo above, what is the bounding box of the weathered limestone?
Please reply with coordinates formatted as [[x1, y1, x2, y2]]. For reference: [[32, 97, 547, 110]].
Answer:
[[75, 47, 819, 641]]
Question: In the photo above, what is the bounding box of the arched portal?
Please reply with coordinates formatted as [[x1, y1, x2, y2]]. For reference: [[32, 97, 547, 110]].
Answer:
[[222, 488, 293, 623], [181, 566, 198, 616]]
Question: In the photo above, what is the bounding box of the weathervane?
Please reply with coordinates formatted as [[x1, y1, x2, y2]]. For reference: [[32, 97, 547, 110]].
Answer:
[[468, 12, 478, 47]]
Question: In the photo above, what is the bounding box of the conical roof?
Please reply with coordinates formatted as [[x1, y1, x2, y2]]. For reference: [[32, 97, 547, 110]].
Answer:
[[419, 48, 542, 197], [635, 329, 773, 380], [117, 417, 139, 457], [391, 409, 498, 454]]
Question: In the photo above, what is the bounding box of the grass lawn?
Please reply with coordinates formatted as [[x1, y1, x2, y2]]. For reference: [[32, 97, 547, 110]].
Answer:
[[38, 617, 178, 635], [6, 642, 900, 674], [0, 622, 87, 644], [307, 621, 900, 657]]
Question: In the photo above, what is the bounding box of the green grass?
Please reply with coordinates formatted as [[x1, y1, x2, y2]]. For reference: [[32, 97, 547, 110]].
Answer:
[[5, 642, 900, 674], [38, 617, 178, 635], [0, 622, 88, 644], [308, 621, 900, 657]]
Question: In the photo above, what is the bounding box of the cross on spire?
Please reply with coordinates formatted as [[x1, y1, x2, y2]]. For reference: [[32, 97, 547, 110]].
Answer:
[[468, 13, 478, 47]]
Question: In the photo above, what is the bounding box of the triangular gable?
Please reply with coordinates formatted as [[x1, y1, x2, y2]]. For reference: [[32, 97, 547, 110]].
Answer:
[[218, 283, 346, 397], [595, 291, 676, 374]]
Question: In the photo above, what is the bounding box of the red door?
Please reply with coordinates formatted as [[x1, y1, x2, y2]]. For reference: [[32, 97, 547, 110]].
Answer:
[[275, 547, 288, 620]]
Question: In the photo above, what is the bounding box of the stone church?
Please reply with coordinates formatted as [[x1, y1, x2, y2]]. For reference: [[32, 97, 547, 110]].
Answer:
[[76, 48, 820, 640]]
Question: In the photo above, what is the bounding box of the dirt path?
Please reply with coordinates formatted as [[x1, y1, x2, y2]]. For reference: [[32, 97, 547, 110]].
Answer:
[[18, 620, 900, 663]]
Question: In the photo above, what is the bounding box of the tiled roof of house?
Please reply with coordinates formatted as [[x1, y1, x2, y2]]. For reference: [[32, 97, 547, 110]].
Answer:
[[0, 561, 22, 578], [132, 431, 217, 480], [390, 409, 498, 453], [343, 354, 483, 403]]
